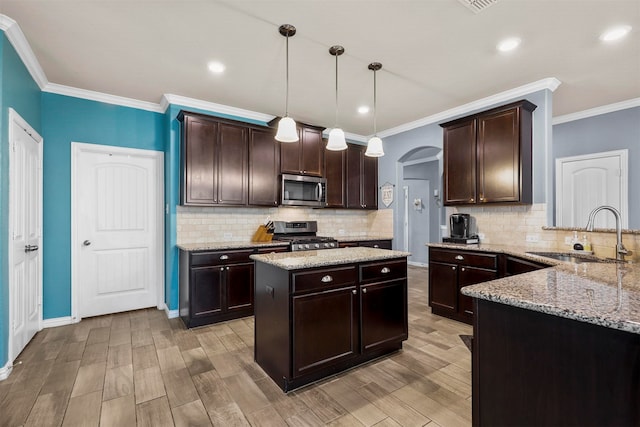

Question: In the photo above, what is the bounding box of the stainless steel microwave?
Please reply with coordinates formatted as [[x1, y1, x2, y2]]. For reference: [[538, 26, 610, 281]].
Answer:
[[281, 174, 327, 207]]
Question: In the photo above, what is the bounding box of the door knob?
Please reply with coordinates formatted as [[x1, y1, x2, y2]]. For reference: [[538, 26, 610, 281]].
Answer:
[[24, 245, 39, 252], [83, 240, 91, 246]]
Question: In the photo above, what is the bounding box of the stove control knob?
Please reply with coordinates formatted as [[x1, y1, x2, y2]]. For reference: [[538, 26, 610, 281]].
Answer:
[[324, 243, 330, 248], [305, 244, 310, 249], [314, 243, 320, 249]]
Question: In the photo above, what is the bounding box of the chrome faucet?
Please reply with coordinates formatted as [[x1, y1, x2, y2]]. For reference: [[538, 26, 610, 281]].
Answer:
[[585, 205, 628, 261]]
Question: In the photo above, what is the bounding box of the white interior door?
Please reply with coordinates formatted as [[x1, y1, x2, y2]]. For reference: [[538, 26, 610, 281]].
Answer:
[[556, 150, 628, 228], [9, 109, 42, 362], [72, 143, 163, 319]]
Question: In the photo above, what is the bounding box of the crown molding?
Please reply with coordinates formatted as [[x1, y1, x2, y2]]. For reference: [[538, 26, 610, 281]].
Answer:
[[44, 83, 164, 113], [321, 128, 368, 143], [552, 97, 640, 125], [378, 77, 562, 138], [162, 94, 274, 124], [0, 14, 48, 89]]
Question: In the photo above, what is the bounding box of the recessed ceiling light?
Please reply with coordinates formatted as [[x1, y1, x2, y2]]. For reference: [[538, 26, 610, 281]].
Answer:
[[207, 61, 225, 74], [358, 106, 370, 114], [497, 37, 521, 52], [600, 25, 632, 42]]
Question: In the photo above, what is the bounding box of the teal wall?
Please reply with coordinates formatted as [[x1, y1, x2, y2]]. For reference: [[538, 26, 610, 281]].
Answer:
[[40, 93, 165, 319], [0, 33, 42, 369]]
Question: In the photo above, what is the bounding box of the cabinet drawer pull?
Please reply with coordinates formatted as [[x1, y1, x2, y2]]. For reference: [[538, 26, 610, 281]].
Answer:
[[381, 267, 391, 274], [321, 275, 333, 283], [373, 244, 379, 248], [455, 255, 464, 261], [219, 255, 229, 260], [464, 310, 473, 315]]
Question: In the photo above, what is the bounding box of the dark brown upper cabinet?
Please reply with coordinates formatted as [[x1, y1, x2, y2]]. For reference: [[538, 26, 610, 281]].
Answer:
[[324, 148, 346, 208], [441, 100, 537, 206], [179, 111, 280, 207], [346, 144, 378, 210], [248, 127, 280, 206], [278, 122, 324, 177]]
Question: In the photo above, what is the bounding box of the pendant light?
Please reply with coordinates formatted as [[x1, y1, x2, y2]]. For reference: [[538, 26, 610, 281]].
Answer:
[[326, 45, 348, 151], [275, 24, 299, 143], [365, 62, 384, 157]]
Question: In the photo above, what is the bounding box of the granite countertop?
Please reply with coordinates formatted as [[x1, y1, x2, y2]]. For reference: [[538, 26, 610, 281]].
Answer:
[[251, 247, 411, 270], [333, 236, 394, 243], [428, 243, 640, 335], [177, 241, 289, 251]]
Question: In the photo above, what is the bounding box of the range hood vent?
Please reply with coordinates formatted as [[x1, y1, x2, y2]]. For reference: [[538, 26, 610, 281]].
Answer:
[[458, 0, 498, 13]]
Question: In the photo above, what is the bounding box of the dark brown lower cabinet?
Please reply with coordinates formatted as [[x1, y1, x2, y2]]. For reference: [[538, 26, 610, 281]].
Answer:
[[179, 246, 287, 328], [255, 257, 408, 392], [473, 299, 640, 426]]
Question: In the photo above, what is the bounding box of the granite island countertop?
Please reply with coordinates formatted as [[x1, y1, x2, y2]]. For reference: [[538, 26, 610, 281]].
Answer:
[[251, 247, 410, 270], [428, 243, 640, 335]]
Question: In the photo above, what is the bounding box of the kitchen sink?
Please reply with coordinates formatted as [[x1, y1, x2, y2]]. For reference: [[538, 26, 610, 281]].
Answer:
[[525, 251, 603, 264]]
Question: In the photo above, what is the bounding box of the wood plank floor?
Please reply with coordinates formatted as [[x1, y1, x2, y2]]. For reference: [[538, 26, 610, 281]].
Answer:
[[0, 266, 472, 427]]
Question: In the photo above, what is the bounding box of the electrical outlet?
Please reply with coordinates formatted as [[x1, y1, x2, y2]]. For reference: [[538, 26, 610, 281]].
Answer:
[[223, 232, 232, 239], [477, 233, 485, 240], [339, 229, 345, 235], [526, 234, 540, 243]]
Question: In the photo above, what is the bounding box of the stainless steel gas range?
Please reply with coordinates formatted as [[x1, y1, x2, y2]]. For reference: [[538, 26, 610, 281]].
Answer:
[[271, 220, 338, 251]]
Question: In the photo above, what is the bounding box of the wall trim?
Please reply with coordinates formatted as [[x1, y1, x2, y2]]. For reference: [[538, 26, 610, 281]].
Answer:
[[0, 361, 13, 381], [161, 94, 274, 124], [379, 77, 562, 138], [0, 15, 48, 89], [44, 83, 164, 113], [552, 97, 640, 125], [43, 316, 76, 328]]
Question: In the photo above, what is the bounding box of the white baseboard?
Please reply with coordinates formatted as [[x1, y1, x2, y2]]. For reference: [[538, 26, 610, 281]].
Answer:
[[408, 261, 428, 268], [163, 304, 179, 319], [43, 316, 76, 328], [0, 361, 13, 381]]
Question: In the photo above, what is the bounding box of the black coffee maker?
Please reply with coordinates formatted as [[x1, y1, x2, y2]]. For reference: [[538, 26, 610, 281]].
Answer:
[[450, 213, 471, 238], [443, 213, 478, 244]]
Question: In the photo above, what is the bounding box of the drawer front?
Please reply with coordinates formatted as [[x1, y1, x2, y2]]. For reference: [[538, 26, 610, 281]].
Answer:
[[191, 249, 254, 267], [255, 246, 289, 254], [430, 248, 497, 270], [359, 259, 407, 283], [293, 266, 357, 294]]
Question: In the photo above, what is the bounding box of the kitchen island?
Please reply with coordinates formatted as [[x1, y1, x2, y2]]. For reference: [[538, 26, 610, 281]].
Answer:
[[251, 247, 410, 392], [462, 259, 640, 426]]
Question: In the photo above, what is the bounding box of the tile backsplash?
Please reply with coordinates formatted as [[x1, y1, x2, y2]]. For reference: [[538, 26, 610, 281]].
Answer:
[[451, 203, 640, 261], [176, 206, 393, 244]]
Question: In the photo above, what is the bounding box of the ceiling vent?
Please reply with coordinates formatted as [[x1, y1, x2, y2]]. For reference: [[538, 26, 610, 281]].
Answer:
[[458, 0, 498, 13]]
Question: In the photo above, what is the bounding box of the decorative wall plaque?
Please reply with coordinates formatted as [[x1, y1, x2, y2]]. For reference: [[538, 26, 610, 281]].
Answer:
[[381, 182, 394, 207]]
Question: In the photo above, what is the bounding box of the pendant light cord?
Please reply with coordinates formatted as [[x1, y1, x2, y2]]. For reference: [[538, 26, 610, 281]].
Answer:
[[373, 69, 377, 136], [285, 34, 290, 117], [335, 53, 339, 127]]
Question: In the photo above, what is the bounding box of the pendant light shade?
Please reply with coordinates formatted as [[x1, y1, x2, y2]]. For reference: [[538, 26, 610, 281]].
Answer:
[[365, 62, 384, 157], [326, 45, 347, 151], [275, 24, 299, 143]]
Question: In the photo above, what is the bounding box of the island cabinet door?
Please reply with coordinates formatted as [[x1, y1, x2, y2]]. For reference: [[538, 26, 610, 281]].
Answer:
[[360, 279, 408, 353], [191, 267, 223, 318], [291, 286, 359, 378]]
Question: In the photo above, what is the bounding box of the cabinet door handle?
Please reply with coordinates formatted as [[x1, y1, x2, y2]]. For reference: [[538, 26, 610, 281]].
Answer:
[[461, 267, 465, 272], [452, 266, 456, 270], [321, 275, 333, 283], [455, 255, 464, 261], [470, 198, 474, 202], [381, 267, 391, 274], [352, 289, 357, 295], [464, 310, 473, 315], [219, 255, 229, 260], [220, 267, 224, 271], [362, 288, 367, 294]]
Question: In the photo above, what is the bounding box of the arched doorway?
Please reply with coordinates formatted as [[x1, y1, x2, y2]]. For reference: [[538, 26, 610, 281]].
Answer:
[[395, 146, 442, 266]]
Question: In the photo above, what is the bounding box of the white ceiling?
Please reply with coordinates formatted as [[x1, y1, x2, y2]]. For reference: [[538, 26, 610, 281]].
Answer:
[[1, 0, 638, 136]]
